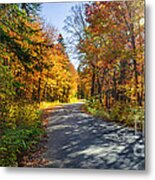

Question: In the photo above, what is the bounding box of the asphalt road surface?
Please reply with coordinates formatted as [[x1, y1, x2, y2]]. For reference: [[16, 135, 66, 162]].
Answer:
[[44, 102, 145, 170]]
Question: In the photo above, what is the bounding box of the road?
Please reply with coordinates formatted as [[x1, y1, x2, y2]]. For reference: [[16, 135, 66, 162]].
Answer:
[[44, 102, 145, 170]]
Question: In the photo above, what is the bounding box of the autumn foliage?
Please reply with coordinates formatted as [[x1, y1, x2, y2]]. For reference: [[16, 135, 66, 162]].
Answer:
[[0, 3, 77, 166], [0, 1, 145, 167], [70, 1, 144, 128]]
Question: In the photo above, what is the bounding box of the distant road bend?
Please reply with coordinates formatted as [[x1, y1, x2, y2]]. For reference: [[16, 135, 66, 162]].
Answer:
[[44, 102, 145, 170]]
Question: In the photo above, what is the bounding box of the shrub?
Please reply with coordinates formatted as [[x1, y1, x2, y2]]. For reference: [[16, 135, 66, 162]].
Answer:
[[0, 127, 43, 167], [7, 101, 42, 128], [109, 102, 144, 128], [0, 100, 44, 167], [85, 99, 144, 130]]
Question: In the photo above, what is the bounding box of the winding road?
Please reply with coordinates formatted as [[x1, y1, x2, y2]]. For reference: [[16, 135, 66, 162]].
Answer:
[[44, 102, 145, 170]]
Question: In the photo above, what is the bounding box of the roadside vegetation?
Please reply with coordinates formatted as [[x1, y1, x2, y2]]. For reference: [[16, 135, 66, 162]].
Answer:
[[83, 98, 144, 131], [64, 1, 144, 132], [0, 1, 144, 167], [0, 3, 78, 167]]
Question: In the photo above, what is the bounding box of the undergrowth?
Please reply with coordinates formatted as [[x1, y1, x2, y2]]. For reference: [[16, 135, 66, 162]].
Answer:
[[0, 101, 44, 167], [84, 99, 144, 130]]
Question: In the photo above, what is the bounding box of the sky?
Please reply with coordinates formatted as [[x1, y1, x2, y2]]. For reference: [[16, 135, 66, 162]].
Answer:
[[41, 2, 77, 35], [40, 2, 80, 68]]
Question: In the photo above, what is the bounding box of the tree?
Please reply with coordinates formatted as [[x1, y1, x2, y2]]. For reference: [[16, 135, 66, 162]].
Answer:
[[66, 1, 144, 109], [0, 3, 78, 103], [18, 3, 41, 16], [64, 3, 87, 61]]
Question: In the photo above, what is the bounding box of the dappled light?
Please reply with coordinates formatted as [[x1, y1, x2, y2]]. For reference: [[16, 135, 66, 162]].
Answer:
[[44, 103, 144, 170], [0, 1, 144, 169]]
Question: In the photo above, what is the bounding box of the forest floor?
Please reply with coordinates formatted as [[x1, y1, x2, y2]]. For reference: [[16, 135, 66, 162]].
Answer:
[[39, 102, 145, 170]]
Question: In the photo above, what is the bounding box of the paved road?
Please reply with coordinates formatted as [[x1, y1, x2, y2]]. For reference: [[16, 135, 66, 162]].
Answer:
[[44, 102, 145, 170]]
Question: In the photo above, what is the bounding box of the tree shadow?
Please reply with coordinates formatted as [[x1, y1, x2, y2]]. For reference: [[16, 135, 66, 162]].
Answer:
[[44, 103, 145, 170]]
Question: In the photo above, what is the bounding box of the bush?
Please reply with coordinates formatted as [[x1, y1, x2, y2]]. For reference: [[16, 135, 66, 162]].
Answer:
[[86, 97, 102, 109], [0, 101, 44, 167], [0, 127, 43, 166], [85, 99, 144, 130], [7, 101, 42, 128], [85, 100, 110, 120], [0, 65, 44, 167], [109, 102, 144, 128]]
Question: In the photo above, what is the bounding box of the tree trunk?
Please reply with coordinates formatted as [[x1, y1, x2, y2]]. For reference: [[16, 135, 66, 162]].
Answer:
[[37, 70, 42, 104], [113, 68, 117, 101], [97, 76, 103, 106], [131, 31, 140, 105], [91, 65, 96, 97]]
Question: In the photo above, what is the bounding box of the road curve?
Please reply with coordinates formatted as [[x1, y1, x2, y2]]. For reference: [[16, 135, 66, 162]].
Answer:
[[44, 102, 145, 170]]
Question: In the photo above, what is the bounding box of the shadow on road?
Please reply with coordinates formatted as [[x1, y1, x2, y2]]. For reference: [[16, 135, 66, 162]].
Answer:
[[44, 103, 145, 170]]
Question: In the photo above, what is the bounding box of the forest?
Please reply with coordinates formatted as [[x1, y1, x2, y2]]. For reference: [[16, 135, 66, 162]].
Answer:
[[0, 3, 78, 166], [0, 1, 144, 167], [64, 1, 144, 129]]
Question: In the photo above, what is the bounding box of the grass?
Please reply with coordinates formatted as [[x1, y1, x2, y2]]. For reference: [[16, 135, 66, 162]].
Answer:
[[0, 101, 44, 167], [39, 98, 83, 110], [83, 101, 144, 131], [39, 101, 63, 110]]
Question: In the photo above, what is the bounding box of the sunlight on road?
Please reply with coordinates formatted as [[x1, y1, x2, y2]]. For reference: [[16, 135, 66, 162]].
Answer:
[[45, 103, 145, 170]]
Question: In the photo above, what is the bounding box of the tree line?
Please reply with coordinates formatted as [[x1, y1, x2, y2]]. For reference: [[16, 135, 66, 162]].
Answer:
[[0, 3, 78, 104], [0, 3, 78, 166], [64, 1, 144, 128]]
